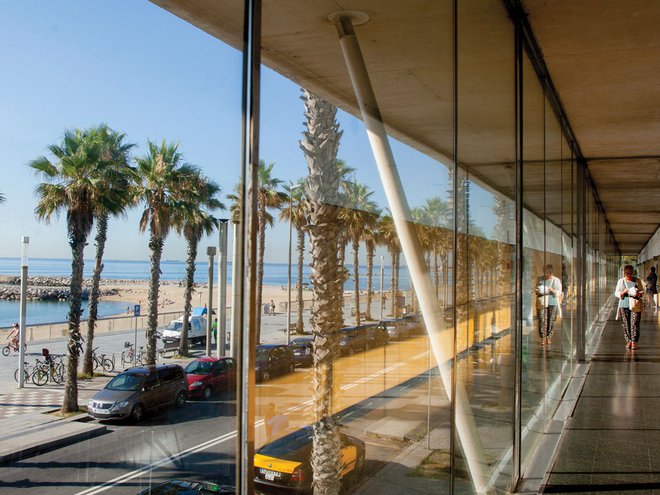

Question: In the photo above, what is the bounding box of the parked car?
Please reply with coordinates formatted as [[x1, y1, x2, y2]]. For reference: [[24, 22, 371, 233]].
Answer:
[[256, 344, 295, 382], [184, 357, 236, 400], [136, 481, 235, 494], [254, 425, 365, 493], [88, 364, 187, 422], [290, 337, 313, 368], [338, 326, 369, 356], [362, 322, 389, 348], [402, 314, 424, 335], [161, 312, 208, 345], [380, 318, 410, 341]]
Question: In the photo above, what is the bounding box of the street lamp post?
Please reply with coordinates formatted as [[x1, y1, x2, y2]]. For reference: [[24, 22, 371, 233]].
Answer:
[[206, 246, 216, 356], [18, 236, 28, 388], [287, 184, 302, 345], [379, 255, 384, 320], [217, 219, 229, 357]]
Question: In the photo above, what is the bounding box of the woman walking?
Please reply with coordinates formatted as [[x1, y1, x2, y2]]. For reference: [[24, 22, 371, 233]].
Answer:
[[536, 264, 562, 346], [615, 264, 644, 350], [646, 266, 658, 310]]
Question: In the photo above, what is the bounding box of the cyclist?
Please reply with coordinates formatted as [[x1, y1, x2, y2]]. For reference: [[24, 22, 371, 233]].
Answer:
[[7, 322, 19, 349]]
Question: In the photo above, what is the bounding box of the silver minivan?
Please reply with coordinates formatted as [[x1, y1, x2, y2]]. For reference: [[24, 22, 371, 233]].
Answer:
[[88, 364, 187, 422]]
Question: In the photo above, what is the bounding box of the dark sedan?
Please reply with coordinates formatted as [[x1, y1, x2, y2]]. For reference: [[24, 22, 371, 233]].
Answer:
[[290, 337, 313, 367], [256, 344, 295, 382]]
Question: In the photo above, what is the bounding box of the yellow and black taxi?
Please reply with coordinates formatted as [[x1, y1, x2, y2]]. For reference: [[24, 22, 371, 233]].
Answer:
[[254, 425, 365, 493]]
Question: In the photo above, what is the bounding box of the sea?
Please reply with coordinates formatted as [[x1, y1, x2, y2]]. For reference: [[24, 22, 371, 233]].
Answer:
[[0, 257, 410, 328]]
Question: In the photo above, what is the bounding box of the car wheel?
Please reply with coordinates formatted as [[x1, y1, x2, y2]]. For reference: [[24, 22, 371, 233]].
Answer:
[[131, 403, 145, 423], [202, 386, 212, 401], [261, 370, 271, 382], [175, 390, 187, 408]]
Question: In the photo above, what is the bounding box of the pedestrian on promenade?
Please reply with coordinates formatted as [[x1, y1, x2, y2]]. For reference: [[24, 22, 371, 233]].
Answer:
[[646, 266, 658, 310], [270, 300, 276, 316], [615, 264, 644, 350], [212, 318, 218, 343], [535, 264, 562, 347]]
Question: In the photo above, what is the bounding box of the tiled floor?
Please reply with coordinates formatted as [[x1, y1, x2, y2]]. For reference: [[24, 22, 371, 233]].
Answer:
[[544, 306, 660, 494]]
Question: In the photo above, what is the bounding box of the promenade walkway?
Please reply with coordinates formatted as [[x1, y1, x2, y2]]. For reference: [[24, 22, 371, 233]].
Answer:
[[543, 306, 660, 493]]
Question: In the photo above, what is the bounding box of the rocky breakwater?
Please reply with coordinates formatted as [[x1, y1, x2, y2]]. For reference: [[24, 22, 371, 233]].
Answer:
[[0, 275, 119, 301]]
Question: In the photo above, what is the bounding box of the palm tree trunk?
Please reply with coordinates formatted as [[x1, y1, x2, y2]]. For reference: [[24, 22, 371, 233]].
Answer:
[[146, 232, 164, 365], [83, 213, 108, 376], [301, 89, 342, 495], [296, 228, 305, 334], [256, 199, 266, 343], [365, 241, 374, 321], [434, 247, 440, 300], [337, 232, 347, 327], [62, 235, 86, 413], [353, 238, 360, 327], [179, 238, 198, 356], [394, 251, 401, 316]]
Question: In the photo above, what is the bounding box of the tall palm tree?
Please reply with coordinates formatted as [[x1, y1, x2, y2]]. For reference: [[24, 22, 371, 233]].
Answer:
[[340, 181, 379, 326], [134, 140, 199, 365], [334, 160, 355, 326], [279, 181, 307, 334], [30, 129, 110, 412], [300, 88, 343, 495], [378, 214, 401, 317], [173, 173, 224, 356], [82, 124, 135, 376], [255, 161, 286, 342], [363, 223, 378, 321]]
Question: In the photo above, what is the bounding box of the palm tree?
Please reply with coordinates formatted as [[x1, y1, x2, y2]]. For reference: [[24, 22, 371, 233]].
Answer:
[[300, 88, 343, 495], [255, 161, 286, 341], [134, 140, 199, 365], [173, 173, 224, 356], [363, 223, 378, 321], [82, 124, 135, 376], [340, 181, 379, 326], [378, 214, 401, 317], [30, 128, 109, 412], [334, 160, 355, 326], [279, 181, 307, 334]]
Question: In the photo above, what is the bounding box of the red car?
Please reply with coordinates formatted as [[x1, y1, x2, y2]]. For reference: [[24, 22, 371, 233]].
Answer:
[[184, 357, 236, 400]]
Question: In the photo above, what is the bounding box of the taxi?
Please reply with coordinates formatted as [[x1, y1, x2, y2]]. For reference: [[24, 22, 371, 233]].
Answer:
[[254, 425, 365, 493]]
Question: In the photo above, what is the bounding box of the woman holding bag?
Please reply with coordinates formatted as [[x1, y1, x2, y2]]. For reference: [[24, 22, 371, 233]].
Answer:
[[536, 264, 562, 347], [615, 264, 644, 350]]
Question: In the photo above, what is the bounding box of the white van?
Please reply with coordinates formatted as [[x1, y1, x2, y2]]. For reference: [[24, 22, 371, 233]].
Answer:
[[161, 314, 208, 345]]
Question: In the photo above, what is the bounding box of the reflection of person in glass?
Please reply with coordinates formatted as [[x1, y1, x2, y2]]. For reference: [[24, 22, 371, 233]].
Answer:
[[536, 264, 562, 346], [615, 264, 644, 350]]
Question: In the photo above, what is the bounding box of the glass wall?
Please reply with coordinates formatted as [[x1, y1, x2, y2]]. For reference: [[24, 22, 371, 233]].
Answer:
[[0, 1, 623, 494]]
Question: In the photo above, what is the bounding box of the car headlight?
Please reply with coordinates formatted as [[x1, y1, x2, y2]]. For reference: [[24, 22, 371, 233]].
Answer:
[[112, 401, 129, 410], [191, 381, 203, 387]]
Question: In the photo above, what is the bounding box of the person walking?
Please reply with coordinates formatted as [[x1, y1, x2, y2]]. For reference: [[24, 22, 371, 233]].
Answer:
[[536, 264, 562, 347], [615, 264, 644, 350], [646, 266, 658, 310]]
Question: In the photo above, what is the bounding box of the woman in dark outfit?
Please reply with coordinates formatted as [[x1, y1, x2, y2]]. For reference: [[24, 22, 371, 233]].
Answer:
[[646, 266, 657, 309], [615, 264, 644, 350]]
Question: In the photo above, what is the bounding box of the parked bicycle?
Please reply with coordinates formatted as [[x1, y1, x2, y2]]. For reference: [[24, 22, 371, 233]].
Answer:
[[121, 341, 135, 367], [74, 340, 114, 373], [32, 353, 66, 386], [14, 360, 36, 383]]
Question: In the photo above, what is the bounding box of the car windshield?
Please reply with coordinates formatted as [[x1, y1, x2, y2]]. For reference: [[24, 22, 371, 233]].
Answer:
[[258, 427, 313, 460], [166, 321, 182, 331], [106, 373, 145, 391], [256, 348, 269, 363], [185, 361, 213, 375]]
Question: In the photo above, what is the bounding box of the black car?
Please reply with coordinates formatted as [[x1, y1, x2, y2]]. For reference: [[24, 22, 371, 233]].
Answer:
[[136, 480, 235, 494], [338, 326, 370, 356], [256, 344, 295, 382], [290, 337, 313, 367], [362, 322, 389, 348], [254, 426, 365, 494]]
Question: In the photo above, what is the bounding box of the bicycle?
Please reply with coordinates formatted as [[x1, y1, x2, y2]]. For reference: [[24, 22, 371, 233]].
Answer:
[[3, 338, 26, 357], [121, 341, 135, 367], [32, 350, 66, 386], [14, 361, 36, 383], [92, 347, 114, 373]]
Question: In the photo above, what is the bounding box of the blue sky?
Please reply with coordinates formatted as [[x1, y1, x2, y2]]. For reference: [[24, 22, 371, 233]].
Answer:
[[0, 1, 495, 264]]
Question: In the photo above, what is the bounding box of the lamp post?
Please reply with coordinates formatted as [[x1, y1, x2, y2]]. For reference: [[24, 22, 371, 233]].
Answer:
[[18, 236, 28, 388], [206, 246, 216, 356], [217, 219, 229, 357], [379, 255, 384, 320], [287, 184, 303, 345]]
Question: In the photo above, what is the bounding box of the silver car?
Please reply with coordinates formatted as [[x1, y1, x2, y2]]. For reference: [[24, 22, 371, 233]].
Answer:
[[88, 364, 187, 422]]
